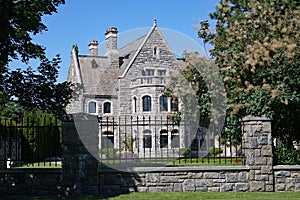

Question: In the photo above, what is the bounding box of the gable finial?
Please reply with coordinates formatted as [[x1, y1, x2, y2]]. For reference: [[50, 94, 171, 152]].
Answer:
[[154, 18, 157, 26]]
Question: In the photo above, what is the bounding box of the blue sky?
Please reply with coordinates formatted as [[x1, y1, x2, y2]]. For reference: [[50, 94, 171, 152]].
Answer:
[[12, 0, 220, 82]]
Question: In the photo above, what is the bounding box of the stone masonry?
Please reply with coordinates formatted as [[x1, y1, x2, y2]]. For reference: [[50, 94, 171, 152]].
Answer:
[[241, 116, 273, 191]]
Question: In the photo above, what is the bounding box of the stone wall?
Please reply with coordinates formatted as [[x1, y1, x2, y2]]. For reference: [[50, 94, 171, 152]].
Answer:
[[274, 166, 300, 191], [0, 169, 61, 197], [99, 166, 250, 194]]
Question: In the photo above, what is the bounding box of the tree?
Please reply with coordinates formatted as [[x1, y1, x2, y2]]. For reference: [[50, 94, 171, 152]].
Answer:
[[199, 0, 300, 145], [0, 0, 74, 117]]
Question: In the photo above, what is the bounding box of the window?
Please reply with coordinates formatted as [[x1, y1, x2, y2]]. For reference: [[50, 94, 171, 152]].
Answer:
[[145, 69, 154, 76], [143, 130, 152, 148], [171, 129, 179, 148], [142, 96, 152, 112], [158, 69, 166, 76], [101, 131, 114, 148], [171, 97, 179, 112], [160, 96, 168, 112], [88, 101, 97, 114], [103, 102, 111, 114], [160, 130, 168, 148], [133, 97, 137, 113], [153, 46, 158, 55]]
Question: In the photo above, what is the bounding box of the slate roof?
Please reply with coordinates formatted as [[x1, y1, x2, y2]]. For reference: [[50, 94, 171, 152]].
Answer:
[[73, 21, 181, 97]]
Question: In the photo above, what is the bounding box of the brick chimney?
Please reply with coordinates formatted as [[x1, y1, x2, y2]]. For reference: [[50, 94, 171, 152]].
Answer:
[[105, 27, 119, 67], [88, 40, 99, 56]]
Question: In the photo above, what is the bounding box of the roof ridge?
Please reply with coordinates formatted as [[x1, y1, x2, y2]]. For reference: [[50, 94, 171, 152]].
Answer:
[[119, 20, 158, 78]]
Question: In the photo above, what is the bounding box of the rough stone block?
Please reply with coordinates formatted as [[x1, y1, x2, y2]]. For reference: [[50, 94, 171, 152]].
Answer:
[[295, 183, 300, 191], [203, 172, 219, 179], [183, 179, 196, 192], [275, 171, 291, 178], [226, 173, 238, 183], [146, 173, 160, 183], [220, 183, 234, 192], [208, 187, 219, 192], [249, 181, 264, 191], [261, 166, 272, 174], [235, 183, 249, 191], [275, 183, 285, 191], [174, 183, 182, 192]]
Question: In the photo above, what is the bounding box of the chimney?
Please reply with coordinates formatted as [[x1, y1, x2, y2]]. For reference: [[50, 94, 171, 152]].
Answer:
[[105, 27, 119, 67], [88, 40, 99, 56]]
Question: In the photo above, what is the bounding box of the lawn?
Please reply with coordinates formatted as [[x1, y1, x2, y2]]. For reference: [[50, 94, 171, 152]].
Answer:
[[99, 157, 243, 168], [25, 192, 300, 200]]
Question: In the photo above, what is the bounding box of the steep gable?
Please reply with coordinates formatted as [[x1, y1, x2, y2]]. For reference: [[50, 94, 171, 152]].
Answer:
[[120, 20, 180, 79]]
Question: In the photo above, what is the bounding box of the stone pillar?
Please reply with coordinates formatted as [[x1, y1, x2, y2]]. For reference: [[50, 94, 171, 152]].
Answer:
[[62, 114, 99, 195], [242, 116, 273, 192]]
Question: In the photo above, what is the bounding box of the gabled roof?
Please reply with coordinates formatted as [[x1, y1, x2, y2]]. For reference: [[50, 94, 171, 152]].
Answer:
[[119, 19, 177, 78], [71, 20, 181, 97]]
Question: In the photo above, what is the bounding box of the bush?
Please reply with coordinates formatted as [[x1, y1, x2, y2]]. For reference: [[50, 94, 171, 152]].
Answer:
[[179, 148, 191, 157], [209, 147, 223, 155], [100, 148, 121, 158], [274, 145, 300, 165]]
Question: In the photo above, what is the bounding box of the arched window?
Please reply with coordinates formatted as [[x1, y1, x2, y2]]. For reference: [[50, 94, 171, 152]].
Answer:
[[160, 96, 168, 112], [142, 95, 152, 112], [88, 101, 97, 114], [103, 102, 111, 114], [133, 97, 137, 113], [160, 129, 168, 148]]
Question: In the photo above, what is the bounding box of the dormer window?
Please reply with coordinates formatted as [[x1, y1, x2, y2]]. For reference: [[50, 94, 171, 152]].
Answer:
[[153, 46, 158, 55]]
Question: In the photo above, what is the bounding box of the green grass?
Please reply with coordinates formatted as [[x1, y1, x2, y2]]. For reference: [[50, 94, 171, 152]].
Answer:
[[12, 162, 62, 168], [99, 157, 243, 168], [25, 192, 300, 200]]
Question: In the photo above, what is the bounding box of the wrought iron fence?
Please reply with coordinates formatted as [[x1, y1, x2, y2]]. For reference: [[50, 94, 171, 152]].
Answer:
[[98, 115, 244, 167], [0, 116, 62, 169]]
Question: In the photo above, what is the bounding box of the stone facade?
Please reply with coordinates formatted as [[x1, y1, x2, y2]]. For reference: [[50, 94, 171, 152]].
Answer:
[[67, 20, 185, 156]]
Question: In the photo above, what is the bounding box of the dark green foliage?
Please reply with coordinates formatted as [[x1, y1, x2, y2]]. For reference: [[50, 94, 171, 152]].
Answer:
[[209, 147, 223, 155], [198, 0, 300, 145], [179, 148, 191, 157], [0, 0, 73, 117], [2, 55, 73, 117], [123, 138, 134, 153], [21, 111, 61, 162], [274, 145, 300, 165]]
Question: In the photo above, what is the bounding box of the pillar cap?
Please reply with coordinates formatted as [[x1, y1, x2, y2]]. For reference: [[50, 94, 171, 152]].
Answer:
[[241, 115, 271, 122]]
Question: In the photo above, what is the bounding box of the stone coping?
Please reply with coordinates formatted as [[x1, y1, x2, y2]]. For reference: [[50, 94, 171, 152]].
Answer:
[[99, 165, 250, 173], [273, 165, 300, 170]]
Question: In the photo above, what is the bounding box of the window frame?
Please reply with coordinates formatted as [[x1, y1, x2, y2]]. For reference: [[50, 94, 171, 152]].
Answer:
[[142, 95, 152, 112], [103, 101, 112, 114], [88, 101, 97, 114]]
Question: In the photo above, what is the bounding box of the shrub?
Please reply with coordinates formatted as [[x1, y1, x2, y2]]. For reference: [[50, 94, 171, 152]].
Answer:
[[209, 147, 223, 155], [274, 145, 300, 165], [100, 148, 121, 158], [179, 148, 191, 157]]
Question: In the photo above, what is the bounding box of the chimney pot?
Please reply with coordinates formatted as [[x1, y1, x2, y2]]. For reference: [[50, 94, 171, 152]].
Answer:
[[88, 40, 99, 56]]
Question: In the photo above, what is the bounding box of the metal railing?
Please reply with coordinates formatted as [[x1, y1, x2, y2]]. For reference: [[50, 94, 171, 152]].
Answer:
[[0, 116, 62, 169], [98, 115, 244, 167]]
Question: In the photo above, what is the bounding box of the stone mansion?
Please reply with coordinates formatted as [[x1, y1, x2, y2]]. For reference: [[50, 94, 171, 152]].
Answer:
[[67, 20, 200, 158]]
